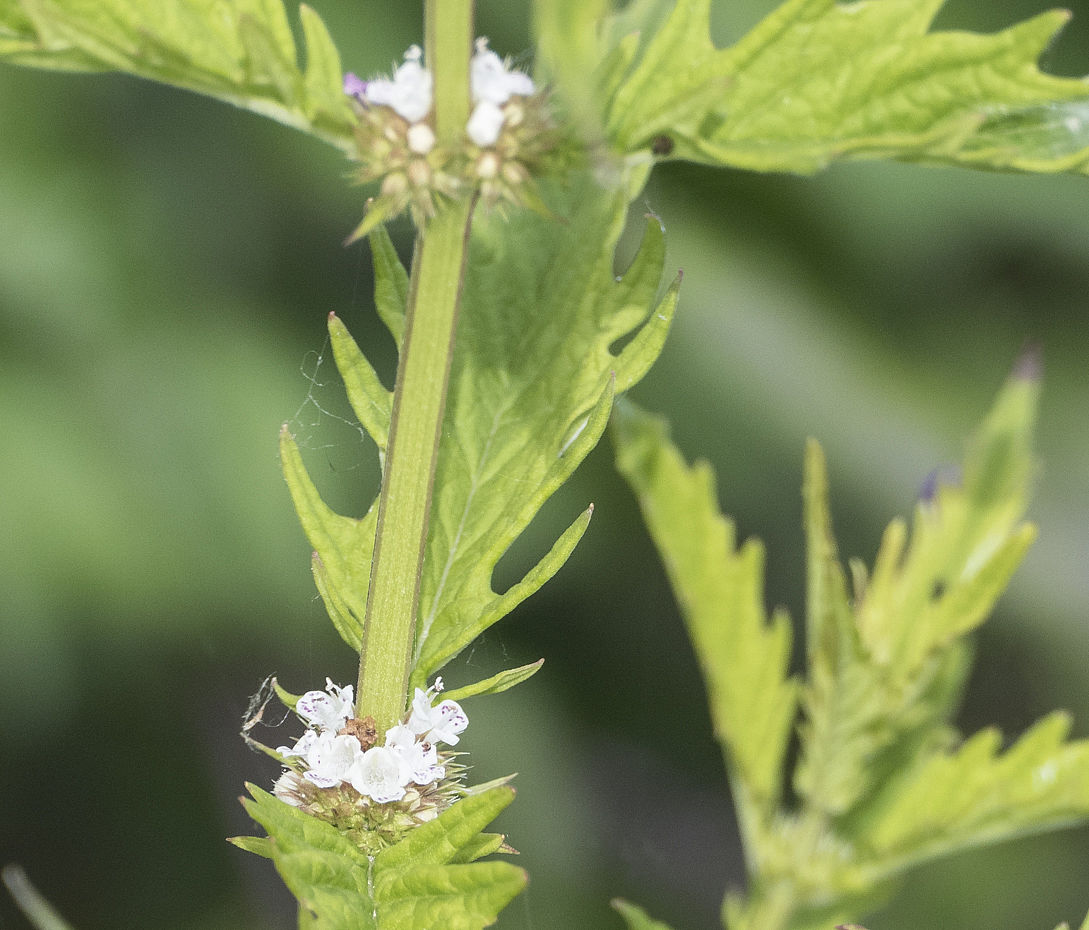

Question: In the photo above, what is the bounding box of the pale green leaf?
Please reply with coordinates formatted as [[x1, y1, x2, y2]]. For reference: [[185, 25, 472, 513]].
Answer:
[[329, 313, 392, 462], [1, 0, 355, 152], [794, 364, 1040, 819], [860, 712, 1089, 874], [369, 223, 408, 352], [409, 175, 677, 688], [441, 660, 545, 702], [284, 172, 675, 692], [593, 0, 1089, 177], [612, 897, 678, 930], [280, 425, 375, 651], [612, 400, 796, 826], [311, 552, 363, 653], [232, 785, 524, 930]]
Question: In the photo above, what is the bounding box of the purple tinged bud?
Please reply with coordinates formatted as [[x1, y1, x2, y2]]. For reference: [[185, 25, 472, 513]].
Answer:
[[344, 72, 368, 101], [919, 465, 961, 504]]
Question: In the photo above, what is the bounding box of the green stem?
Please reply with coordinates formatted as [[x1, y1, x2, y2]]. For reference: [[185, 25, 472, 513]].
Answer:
[[356, 0, 475, 734]]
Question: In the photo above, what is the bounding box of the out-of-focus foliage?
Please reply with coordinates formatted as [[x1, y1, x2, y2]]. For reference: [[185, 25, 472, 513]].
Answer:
[[614, 372, 1089, 930]]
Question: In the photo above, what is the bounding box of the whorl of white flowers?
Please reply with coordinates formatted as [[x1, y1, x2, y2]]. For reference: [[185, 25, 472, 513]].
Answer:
[[342, 38, 551, 237], [274, 677, 467, 806]]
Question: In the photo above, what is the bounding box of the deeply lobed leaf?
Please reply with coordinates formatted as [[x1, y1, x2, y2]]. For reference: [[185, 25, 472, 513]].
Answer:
[[539, 0, 1089, 177], [232, 785, 524, 930], [0, 0, 355, 152], [795, 366, 1041, 820], [616, 359, 1089, 929], [285, 171, 677, 693], [612, 400, 796, 835]]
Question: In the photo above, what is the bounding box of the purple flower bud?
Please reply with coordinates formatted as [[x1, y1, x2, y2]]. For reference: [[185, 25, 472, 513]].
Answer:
[[344, 72, 368, 101]]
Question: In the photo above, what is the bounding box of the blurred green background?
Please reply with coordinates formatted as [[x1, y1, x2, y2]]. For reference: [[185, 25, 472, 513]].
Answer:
[[2, 1, 1089, 927]]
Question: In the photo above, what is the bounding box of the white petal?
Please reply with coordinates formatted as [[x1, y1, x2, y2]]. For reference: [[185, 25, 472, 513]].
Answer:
[[349, 746, 409, 802], [296, 680, 354, 731], [467, 101, 505, 147], [407, 688, 435, 735], [471, 39, 534, 105], [365, 50, 434, 123], [426, 700, 468, 746], [304, 732, 362, 787]]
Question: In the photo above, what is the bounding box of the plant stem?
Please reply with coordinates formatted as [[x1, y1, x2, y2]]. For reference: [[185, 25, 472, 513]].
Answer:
[[356, 0, 475, 734]]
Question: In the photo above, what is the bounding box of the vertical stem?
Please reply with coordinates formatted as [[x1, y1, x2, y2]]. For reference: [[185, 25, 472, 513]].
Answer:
[[427, 0, 473, 144], [356, 0, 475, 735]]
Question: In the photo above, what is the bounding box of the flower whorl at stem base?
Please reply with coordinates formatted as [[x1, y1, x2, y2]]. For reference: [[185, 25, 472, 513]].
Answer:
[[273, 677, 469, 854]]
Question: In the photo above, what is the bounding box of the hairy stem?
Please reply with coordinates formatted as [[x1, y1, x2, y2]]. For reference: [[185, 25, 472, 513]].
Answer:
[[357, 0, 475, 734]]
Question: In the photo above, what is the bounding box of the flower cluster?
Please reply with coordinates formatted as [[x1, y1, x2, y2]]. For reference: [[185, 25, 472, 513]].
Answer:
[[343, 38, 554, 238], [273, 678, 468, 851]]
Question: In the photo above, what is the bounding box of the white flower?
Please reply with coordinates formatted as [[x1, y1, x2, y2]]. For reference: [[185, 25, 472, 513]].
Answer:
[[302, 731, 364, 788], [273, 770, 306, 805], [276, 728, 317, 759], [426, 700, 469, 745], [470, 38, 534, 106], [406, 685, 468, 745], [364, 45, 433, 123], [349, 746, 409, 802], [295, 679, 355, 732], [467, 101, 506, 147], [385, 724, 445, 786]]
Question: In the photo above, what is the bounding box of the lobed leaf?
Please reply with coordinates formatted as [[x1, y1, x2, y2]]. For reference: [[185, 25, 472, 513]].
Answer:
[[287, 172, 677, 689], [410, 175, 678, 689], [794, 364, 1040, 820], [231, 785, 524, 930], [280, 229, 404, 653], [620, 359, 1087, 928], [548, 0, 1089, 177], [612, 400, 797, 834], [0, 0, 355, 152], [860, 712, 1089, 873]]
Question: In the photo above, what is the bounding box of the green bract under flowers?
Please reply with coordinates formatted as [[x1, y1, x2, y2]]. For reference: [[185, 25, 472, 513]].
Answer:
[[272, 678, 469, 854], [344, 39, 557, 240]]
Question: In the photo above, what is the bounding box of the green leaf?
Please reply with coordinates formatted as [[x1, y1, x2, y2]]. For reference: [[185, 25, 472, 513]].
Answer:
[[860, 712, 1089, 873], [611, 400, 797, 832], [591, 0, 1089, 176], [0, 0, 355, 152], [281, 424, 374, 653], [288, 172, 677, 688], [410, 177, 677, 688], [794, 364, 1041, 820], [612, 897, 678, 930], [441, 660, 545, 702], [232, 785, 525, 930], [280, 229, 404, 654], [621, 360, 1085, 930]]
